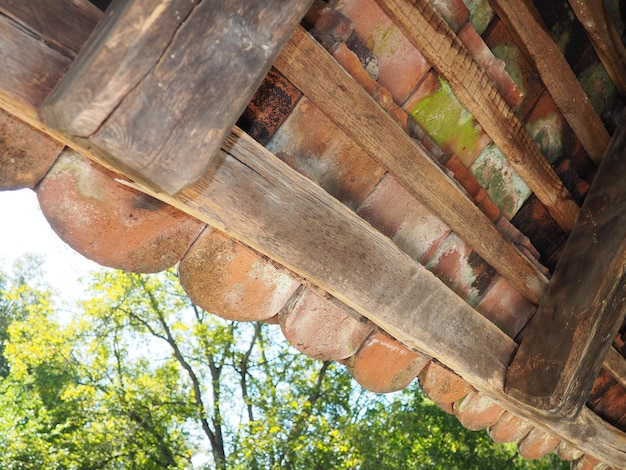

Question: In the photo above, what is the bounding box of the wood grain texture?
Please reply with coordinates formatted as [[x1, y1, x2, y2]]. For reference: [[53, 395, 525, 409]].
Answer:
[[490, 0, 611, 164], [41, 0, 313, 194], [507, 114, 626, 419], [275, 26, 548, 304], [0, 0, 100, 57], [568, 0, 626, 95], [40, 0, 199, 136], [374, 0, 580, 233], [90, 0, 313, 194], [3, 4, 626, 465]]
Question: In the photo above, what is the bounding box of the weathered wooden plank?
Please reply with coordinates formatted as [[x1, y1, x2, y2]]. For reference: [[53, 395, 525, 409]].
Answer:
[[489, 0, 611, 164], [0, 13, 70, 110], [274, 26, 548, 304], [373, 0, 580, 233], [3, 5, 626, 465], [41, 0, 314, 194], [506, 113, 626, 419], [568, 0, 626, 95], [0, 0, 100, 57]]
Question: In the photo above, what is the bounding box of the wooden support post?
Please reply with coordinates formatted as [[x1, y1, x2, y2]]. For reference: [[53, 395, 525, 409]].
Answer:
[[489, 0, 611, 165], [373, 0, 580, 233], [40, 0, 314, 194], [568, 0, 626, 95], [506, 114, 626, 419]]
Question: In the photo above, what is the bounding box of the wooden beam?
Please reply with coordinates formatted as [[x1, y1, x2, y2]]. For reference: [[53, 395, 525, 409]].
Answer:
[[3, 4, 626, 465], [373, 0, 580, 233], [41, 0, 314, 194], [489, 0, 611, 165], [568, 0, 626, 95], [274, 26, 548, 305], [506, 113, 626, 419], [604, 347, 626, 392], [0, 0, 100, 57]]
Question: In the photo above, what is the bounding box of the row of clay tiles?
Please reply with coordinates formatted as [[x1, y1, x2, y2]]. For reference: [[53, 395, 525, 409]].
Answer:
[[0, 116, 606, 469]]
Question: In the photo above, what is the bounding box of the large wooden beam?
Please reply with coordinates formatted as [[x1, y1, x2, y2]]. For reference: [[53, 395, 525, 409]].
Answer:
[[567, 0, 626, 95], [275, 26, 548, 304], [506, 113, 626, 419], [40, 0, 314, 194], [373, 0, 580, 233], [489, 0, 611, 165]]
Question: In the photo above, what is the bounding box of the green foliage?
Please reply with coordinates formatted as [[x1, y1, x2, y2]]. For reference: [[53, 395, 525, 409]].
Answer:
[[0, 264, 569, 469]]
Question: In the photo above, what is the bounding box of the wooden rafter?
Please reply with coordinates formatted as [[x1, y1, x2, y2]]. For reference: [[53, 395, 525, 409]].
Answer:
[[274, 26, 547, 304], [567, 0, 626, 95], [489, 0, 611, 165], [374, 0, 580, 233], [507, 113, 626, 420]]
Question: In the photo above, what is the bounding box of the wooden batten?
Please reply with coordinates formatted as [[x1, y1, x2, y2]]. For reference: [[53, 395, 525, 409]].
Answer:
[[374, 0, 580, 234], [506, 114, 626, 420], [489, 0, 611, 165], [275, 26, 548, 305], [40, 0, 314, 194]]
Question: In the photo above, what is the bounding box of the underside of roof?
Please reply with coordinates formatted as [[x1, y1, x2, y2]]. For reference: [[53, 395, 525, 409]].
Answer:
[[1, 0, 626, 467]]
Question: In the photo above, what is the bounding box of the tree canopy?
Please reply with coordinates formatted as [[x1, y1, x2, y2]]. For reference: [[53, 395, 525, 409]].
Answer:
[[0, 260, 568, 469]]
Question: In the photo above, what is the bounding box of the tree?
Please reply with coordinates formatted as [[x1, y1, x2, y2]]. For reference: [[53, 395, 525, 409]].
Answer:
[[0, 266, 569, 469]]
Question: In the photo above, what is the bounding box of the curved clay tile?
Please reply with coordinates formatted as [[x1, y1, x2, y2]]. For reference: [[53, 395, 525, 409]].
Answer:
[[346, 330, 429, 393], [417, 361, 473, 414], [37, 149, 205, 273], [517, 428, 561, 460], [453, 391, 505, 431], [487, 411, 533, 444], [178, 227, 300, 322], [279, 286, 372, 361]]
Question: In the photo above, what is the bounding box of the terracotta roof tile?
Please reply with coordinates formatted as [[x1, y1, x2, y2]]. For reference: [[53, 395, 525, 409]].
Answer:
[[356, 174, 450, 262], [0, 109, 62, 190], [178, 228, 300, 322], [453, 391, 505, 431], [265, 96, 385, 210], [517, 428, 561, 460], [403, 71, 491, 167], [279, 286, 372, 361], [475, 276, 536, 338], [346, 331, 430, 393], [572, 455, 612, 470], [337, 0, 430, 104], [461, 0, 494, 35], [417, 361, 473, 413], [431, 0, 470, 33], [487, 411, 533, 443], [483, 18, 545, 118], [556, 441, 585, 462], [37, 150, 205, 273]]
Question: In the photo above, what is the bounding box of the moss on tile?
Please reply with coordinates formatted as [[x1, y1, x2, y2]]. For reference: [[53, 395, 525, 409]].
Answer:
[[470, 143, 531, 219], [578, 62, 619, 116], [408, 77, 485, 165], [461, 0, 494, 35], [525, 112, 563, 164], [490, 45, 526, 99]]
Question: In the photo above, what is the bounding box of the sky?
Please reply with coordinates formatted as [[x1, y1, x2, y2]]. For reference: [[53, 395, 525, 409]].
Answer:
[[0, 188, 100, 301]]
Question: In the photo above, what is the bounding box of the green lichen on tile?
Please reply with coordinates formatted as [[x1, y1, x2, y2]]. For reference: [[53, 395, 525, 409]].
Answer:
[[490, 45, 526, 99], [461, 0, 494, 35], [470, 143, 531, 219], [525, 113, 563, 164], [408, 77, 484, 165], [578, 63, 618, 115], [370, 24, 403, 58]]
